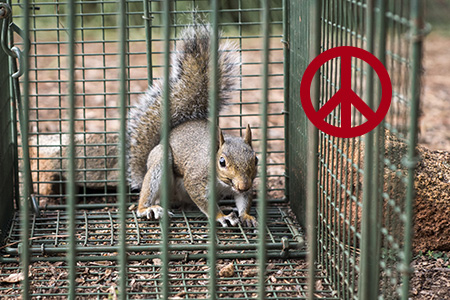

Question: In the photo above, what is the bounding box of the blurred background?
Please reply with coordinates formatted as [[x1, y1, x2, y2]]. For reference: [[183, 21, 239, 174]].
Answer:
[[419, 0, 450, 150]]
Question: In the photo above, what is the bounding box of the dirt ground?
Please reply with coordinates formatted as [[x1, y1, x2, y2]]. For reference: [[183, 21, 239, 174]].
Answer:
[[410, 31, 450, 299], [410, 253, 450, 300], [419, 32, 450, 151]]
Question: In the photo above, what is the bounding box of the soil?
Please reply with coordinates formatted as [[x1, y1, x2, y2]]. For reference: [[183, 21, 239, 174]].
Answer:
[[419, 32, 450, 151], [0, 258, 341, 299], [409, 31, 450, 300], [414, 146, 450, 253], [409, 253, 450, 300]]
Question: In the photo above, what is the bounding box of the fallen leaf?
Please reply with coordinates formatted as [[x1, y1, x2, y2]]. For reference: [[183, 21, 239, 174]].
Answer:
[[1, 273, 25, 283], [219, 262, 235, 278], [130, 278, 136, 288], [243, 269, 257, 277], [108, 285, 118, 300], [169, 291, 187, 299]]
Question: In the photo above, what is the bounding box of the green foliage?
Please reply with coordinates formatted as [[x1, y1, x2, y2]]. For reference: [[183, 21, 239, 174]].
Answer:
[[12, 0, 282, 38], [415, 250, 450, 264], [426, 250, 450, 262], [427, 0, 450, 31]]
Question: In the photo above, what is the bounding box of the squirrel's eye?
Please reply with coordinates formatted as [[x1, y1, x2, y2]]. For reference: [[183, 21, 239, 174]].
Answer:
[[219, 157, 226, 167], [255, 156, 259, 166]]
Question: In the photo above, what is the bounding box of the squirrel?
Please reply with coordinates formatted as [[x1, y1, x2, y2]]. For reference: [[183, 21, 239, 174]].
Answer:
[[127, 24, 258, 227]]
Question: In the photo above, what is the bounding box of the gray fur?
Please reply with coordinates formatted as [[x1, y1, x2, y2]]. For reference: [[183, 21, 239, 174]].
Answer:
[[127, 24, 239, 189]]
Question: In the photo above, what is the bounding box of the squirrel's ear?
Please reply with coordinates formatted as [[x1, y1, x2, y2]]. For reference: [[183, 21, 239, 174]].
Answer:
[[244, 124, 252, 147], [219, 128, 225, 147]]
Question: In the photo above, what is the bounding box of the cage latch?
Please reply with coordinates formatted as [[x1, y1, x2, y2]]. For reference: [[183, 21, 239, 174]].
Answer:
[[280, 236, 290, 258], [0, 2, 38, 211], [0, 2, 27, 78], [280, 39, 289, 49]]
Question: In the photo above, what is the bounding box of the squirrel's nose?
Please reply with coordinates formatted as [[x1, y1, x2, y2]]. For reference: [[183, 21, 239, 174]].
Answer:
[[236, 180, 251, 192]]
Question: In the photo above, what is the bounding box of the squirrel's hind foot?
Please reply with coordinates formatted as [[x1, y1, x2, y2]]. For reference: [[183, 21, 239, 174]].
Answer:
[[137, 205, 174, 220]]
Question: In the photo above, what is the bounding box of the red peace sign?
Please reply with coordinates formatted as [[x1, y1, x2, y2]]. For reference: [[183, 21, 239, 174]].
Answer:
[[300, 46, 392, 138]]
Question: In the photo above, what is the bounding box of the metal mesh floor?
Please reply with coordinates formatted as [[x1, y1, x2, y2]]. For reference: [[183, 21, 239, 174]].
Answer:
[[2, 206, 305, 260], [1, 206, 339, 298]]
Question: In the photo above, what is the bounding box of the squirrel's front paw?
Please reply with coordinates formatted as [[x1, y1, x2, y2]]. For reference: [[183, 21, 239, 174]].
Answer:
[[240, 213, 258, 227], [216, 211, 240, 227], [137, 205, 173, 220]]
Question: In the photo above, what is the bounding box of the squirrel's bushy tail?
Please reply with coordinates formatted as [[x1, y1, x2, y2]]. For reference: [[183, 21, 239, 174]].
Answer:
[[127, 24, 239, 189]]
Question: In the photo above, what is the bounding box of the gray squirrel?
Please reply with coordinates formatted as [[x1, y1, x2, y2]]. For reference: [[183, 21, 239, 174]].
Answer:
[[127, 24, 258, 227]]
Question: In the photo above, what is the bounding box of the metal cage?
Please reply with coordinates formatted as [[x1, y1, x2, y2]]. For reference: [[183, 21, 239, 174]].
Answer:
[[0, 0, 425, 299]]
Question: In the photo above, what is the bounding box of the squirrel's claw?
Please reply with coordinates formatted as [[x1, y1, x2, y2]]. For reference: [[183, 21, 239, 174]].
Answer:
[[217, 211, 240, 227], [137, 205, 174, 220], [240, 213, 258, 227]]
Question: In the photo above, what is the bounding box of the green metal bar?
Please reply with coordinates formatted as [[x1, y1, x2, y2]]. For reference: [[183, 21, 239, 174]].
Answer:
[[358, 0, 381, 299], [4, 4, 34, 203], [101, 0, 108, 191], [402, 0, 424, 298], [161, 0, 171, 299], [373, 0, 387, 296], [238, 0, 243, 142], [66, 0, 77, 298], [4, 241, 304, 255], [336, 3, 345, 296], [56, 1, 64, 203], [321, 0, 331, 283], [306, 1, 321, 299], [209, 1, 219, 300], [349, 5, 362, 297], [258, 0, 269, 298], [18, 0, 31, 297], [0, 6, 14, 248], [142, 0, 153, 85], [118, 0, 128, 298], [41, 196, 289, 210], [329, 1, 339, 291], [9, 59, 20, 210], [1, 249, 306, 264], [282, 0, 289, 201], [317, 0, 326, 276]]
